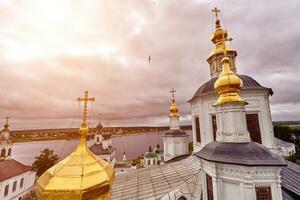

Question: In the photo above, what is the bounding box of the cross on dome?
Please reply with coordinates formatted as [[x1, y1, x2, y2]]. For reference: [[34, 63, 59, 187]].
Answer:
[[170, 88, 176, 102], [77, 91, 95, 136], [212, 7, 220, 19]]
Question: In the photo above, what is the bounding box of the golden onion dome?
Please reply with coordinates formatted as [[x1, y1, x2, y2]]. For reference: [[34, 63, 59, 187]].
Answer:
[[2, 117, 9, 132], [35, 91, 115, 200], [209, 19, 236, 58], [170, 100, 179, 117], [214, 57, 246, 106]]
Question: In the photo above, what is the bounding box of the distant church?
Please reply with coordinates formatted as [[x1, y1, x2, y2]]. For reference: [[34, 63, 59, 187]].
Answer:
[[0, 118, 36, 200], [89, 122, 116, 165]]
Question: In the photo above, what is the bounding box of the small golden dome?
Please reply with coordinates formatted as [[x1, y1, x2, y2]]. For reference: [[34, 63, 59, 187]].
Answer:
[[2, 117, 9, 132], [214, 57, 246, 105], [170, 101, 179, 117]]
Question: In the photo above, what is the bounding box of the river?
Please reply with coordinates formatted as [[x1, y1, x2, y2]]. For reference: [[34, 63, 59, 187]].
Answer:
[[12, 131, 192, 165]]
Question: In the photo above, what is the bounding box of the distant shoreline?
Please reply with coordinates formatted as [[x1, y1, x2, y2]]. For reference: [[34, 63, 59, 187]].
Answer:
[[12, 130, 182, 143]]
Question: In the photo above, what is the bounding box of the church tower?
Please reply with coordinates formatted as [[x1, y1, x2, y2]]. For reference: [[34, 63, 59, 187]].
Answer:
[[163, 89, 189, 162], [89, 122, 116, 164], [189, 7, 276, 153], [195, 11, 286, 200], [0, 117, 13, 161], [35, 91, 115, 200], [207, 7, 237, 78]]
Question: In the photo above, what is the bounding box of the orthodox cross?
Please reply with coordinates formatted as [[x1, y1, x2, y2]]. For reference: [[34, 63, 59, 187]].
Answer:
[[77, 91, 95, 127], [170, 88, 176, 102], [212, 7, 220, 19]]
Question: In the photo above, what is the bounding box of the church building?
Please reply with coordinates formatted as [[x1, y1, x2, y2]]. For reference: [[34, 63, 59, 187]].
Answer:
[[89, 122, 116, 165], [163, 89, 189, 162], [0, 118, 36, 200], [189, 7, 276, 153]]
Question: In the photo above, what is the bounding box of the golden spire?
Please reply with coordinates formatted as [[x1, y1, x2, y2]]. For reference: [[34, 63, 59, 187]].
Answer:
[[169, 88, 179, 117], [214, 43, 246, 106], [2, 117, 9, 132], [209, 7, 234, 57], [35, 91, 115, 200]]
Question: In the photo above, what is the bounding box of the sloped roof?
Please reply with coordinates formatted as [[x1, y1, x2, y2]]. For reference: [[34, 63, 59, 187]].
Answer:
[[111, 156, 201, 200], [0, 159, 31, 181], [89, 144, 115, 155], [189, 75, 273, 102], [281, 160, 300, 199], [163, 129, 188, 137], [195, 142, 286, 166]]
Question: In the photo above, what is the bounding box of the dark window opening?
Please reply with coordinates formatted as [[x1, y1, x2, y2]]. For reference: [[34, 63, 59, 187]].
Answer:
[[255, 186, 272, 200], [195, 117, 201, 143], [13, 181, 17, 192], [4, 185, 9, 196], [211, 115, 217, 141], [246, 114, 262, 144], [1, 149, 6, 157], [20, 178, 24, 188], [206, 174, 214, 200]]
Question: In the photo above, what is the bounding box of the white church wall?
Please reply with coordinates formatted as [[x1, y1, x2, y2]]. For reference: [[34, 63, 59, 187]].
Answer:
[[163, 137, 189, 161], [191, 89, 276, 153], [200, 160, 283, 200]]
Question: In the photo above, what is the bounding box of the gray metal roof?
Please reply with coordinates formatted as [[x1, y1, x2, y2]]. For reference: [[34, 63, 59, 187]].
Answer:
[[281, 160, 300, 199], [275, 138, 295, 148], [195, 142, 286, 166], [163, 129, 188, 137], [189, 75, 273, 102], [111, 156, 201, 200]]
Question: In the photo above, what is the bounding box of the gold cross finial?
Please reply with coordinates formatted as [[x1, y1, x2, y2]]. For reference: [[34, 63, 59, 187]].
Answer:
[[170, 88, 176, 102], [77, 91, 95, 131], [5, 117, 9, 125], [212, 7, 220, 19]]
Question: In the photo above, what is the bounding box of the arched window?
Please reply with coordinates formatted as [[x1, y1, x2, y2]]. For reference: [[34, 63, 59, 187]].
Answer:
[[147, 159, 150, 165], [8, 148, 12, 156], [20, 178, 24, 188], [13, 181, 17, 192], [178, 196, 187, 200], [1, 149, 6, 157], [4, 185, 9, 196]]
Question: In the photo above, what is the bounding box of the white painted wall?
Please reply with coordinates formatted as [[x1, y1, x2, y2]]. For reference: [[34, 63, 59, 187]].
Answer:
[[163, 136, 189, 161], [201, 160, 283, 200], [190, 89, 276, 153], [0, 171, 35, 200]]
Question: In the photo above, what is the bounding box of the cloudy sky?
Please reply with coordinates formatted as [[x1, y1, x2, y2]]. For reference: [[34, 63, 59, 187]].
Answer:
[[0, 0, 299, 129]]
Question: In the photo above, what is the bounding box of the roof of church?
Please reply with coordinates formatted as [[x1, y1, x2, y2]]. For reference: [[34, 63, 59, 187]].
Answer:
[[281, 160, 300, 199], [163, 129, 188, 137], [275, 138, 295, 148], [195, 142, 286, 166], [0, 159, 31, 181], [189, 75, 273, 102], [164, 154, 190, 164], [111, 156, 201, 200], [89, 144, 115, 155]]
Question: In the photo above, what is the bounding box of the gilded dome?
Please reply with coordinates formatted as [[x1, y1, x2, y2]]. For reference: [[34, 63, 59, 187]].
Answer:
[[214, 57, 246, 105], [170, 101, 179, 117], [35, 91, 115, 200]]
